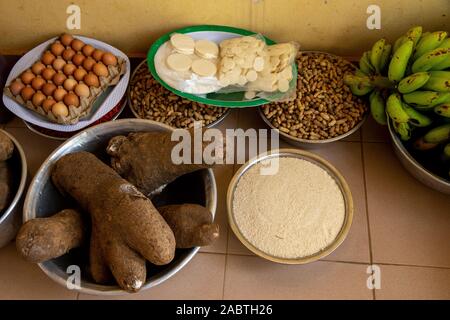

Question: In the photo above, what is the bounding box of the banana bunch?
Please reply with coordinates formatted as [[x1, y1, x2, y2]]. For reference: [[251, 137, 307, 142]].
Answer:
[[344, 26, 450, 179]]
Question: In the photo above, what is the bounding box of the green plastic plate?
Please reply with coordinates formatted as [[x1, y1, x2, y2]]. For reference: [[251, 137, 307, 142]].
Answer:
[[147, 25, 297, 108]]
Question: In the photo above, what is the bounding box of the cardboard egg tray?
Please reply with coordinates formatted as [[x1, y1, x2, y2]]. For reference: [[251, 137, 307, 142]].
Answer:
[[3, 36, 126, 125]]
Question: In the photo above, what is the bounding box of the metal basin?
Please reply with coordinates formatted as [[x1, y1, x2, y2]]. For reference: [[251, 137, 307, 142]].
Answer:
[[23, 119, 217, 295]]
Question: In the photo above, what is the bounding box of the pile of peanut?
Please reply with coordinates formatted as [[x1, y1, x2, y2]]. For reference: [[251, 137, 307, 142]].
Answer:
[[261, 52, 367, 140], [130, 62, 227, 128]]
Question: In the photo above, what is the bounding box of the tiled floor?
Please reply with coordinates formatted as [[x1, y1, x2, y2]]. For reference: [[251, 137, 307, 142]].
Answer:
[[1, 108, 449, 300]]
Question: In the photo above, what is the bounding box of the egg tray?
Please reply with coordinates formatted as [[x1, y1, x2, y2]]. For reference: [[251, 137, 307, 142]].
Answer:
[[3, 42, 126, 125]]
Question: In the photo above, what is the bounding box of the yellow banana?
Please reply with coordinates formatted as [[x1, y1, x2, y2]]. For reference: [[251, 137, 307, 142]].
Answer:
[[369, 91, 387, 125], [406, 26, 423, 47], [413, 31, 447, 60], [387, 93, 410, 123], [412, 48, 450, 73], [370, 39, 386, 73], [388, 40, 414, 82], [393, 35, 407, 53], [397, 72, 431, 93]]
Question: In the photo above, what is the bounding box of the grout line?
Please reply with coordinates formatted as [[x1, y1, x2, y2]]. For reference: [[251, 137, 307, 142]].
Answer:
[[373, 261, 450, 271]]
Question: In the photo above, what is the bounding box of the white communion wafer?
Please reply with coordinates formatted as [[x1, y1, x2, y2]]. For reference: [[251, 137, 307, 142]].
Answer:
[[191, 59, 217, 77], [277, 78, 290, 92], [170, 33, 195, 54], [166, 53, 193, 72], [195, 39, 219, 59]]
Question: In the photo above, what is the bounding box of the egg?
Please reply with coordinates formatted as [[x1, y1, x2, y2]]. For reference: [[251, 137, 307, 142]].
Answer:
[[52, 72, 67, 86], [63, 63, 77, 76], [21, 86, 35, 101], [20, 71, 35, 85], [41, 51, 56, 65], [52, 58, 66, 71], [62, 48, 76, 61], [92, 49, 104, 62], [63, 92, 80, 107], [42, 68, 56, 81], [63, 78, 77, 91], [42, 98, 56, 113], [60, 34, 74, 46], [83, 73, 100, 87], [31, 62, 46, 75], [9, 80, 25, 96], [51, 42, 65, 56], [83, 57, 96, 71], [53, 88, 67, 101], [74, 83, 90, 98], [102, 52, 117, 66], [71, 39, 85, 52], [93, 62, 108, 77], [73, 68, 87, 81], [32, 92, 46, 106], [42, 83, 57, 96], [31, 76, 46, 90], [52, 102, 69, 117], [82, 44, 95, 57], [72, 53, 86, 66]]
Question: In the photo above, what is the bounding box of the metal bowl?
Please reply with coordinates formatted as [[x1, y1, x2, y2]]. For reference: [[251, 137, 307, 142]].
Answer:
[[227, 148, 353, 264], [0, 129, 27, 248], [128, 59, 230, 128], [23, 119, 217, 295], [258, 50, 367, 148], [388, 121, 450, 195]]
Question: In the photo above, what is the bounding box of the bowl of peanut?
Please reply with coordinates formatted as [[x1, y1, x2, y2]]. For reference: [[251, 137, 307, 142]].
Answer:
[[259, 51, 368, 147]]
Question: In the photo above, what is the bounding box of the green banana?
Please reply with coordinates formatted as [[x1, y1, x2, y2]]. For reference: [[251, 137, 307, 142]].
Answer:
[[379, 44, 392, 72], [393, 121, 412, 141], [434, 103, 450, 118], [344, 74, 394, 89], [355, 68, 368, 77], [438, 38, 450, 50], [430, 54, 450, 70], [388, 40, 414, 82], [369, 91, 387, 125], [406, 26, 423, 48], [359, 51, 375, 75], [429, 71, 450, 78], [403, 91, 450, 106], [422, 75, 450, 92], [411, 48, 450, 73], [413, 137, 439, 151], [397, 72, 431, 93], [413, 31, 447, 60], [370, 39, 386, 73], [393, 35, 407, 53], [386, 93, 410, 123], [443, 143, 450, 161], [423, 124, 450, 143], [402, 102, 432, 127], [349, 83, 373, 96]]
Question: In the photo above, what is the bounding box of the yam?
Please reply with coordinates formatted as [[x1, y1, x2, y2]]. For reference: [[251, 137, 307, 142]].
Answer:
[[0, 161, 12, 212], [51, 151, 175, 292], [0, 131, 14, 161]]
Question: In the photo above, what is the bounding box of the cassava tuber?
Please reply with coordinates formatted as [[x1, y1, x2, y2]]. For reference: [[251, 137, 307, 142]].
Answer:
[[51, 151, 176, 292], [16, 209, 85, 263]]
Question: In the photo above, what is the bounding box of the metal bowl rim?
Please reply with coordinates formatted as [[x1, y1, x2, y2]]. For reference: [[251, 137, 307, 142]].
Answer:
[[226, 148, 354, 264]]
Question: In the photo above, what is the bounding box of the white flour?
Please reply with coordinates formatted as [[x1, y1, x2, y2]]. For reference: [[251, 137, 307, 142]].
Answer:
[[233, 157, 345, 259]]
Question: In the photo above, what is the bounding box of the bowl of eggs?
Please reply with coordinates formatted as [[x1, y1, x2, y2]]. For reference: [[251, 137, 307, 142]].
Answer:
[[2, 34, 130, 133]]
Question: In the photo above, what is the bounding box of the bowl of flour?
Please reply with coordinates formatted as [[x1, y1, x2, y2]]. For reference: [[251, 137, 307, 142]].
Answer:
[[227, 149, 353, 264]]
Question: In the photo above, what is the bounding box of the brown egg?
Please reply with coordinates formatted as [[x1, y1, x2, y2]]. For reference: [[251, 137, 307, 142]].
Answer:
[[31, 77, 46, 90], [41, 51, 56, 65], [42, 98, 56, 113], [83, 57, 96, 71], [74, 83, 90, 98], [83, 73, 100, 87], [53, 88, 67, 101], [73, 68, 87, 81], [93, 62, 108, 77], [9, 80, 25, 96], [82, 44, 95, 57], [72, 53, 86, 66], [63, 63, 77, 76], [50, 42, 65, 56], [62, 48, 76, 61], [42, 68, 56, 81], [31, 62, 46, 75], [52, 72, 67, 86], [92, 49, 104, 62], [21, 86, 35, 101], [52, 102, 69, 117], [60, 34, 74, 46], [63, 92, 80, 107], [42, 83, 57, 96], [32, 92, 46, 106], [52, 58, 66, 71], [71, 39, 85, 52], [20, 71, 35, 85], [102, 52, 117, 66], [63, 78, 77, 91]]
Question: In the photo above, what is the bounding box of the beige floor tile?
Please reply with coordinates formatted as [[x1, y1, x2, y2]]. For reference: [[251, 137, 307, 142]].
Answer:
[[228, 141, 371, 263], [5, 116, 26, 128], [376, 265, 450, 300], [362, 116, 390, 143], [224, 255, 373, 300], [364, 143, 450, 268], [0, 243, 77, 299], [4, 127, 61, 177], [79, 253, 226, 300], [213, 108, 239, 133]]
